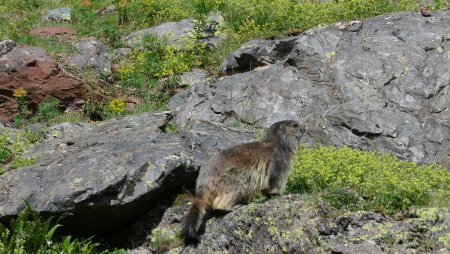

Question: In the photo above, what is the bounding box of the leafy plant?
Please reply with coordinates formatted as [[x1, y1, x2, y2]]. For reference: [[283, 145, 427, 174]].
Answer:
[[0, 205, 99, 253], [35, 98, 61, 123], [286, 146, 450, 213]]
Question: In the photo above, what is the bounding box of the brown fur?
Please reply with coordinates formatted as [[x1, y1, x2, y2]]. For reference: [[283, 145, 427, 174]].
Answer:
[[180, 120, 305, 244]]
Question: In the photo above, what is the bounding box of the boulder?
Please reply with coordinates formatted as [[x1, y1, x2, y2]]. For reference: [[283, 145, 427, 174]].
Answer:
[[0, 112, 254, 241], [44, 7, 71, 22], [69, 37, 111, 75], [170, 11, 450, 167], [0, 41, 84, 123], [219, 37, 298, 73], [121, 13, 223, 48]]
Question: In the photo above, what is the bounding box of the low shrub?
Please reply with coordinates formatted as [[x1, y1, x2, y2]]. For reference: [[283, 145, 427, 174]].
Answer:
[[287, 146, 450, 213], [35, 98, 61, 123]]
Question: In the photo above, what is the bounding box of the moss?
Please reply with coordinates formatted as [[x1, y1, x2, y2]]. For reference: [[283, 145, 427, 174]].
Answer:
[[247, 203, 258, 214], [150, 227, 180, 252], [431, 223, 446, 233], [438, 233, 450, 246], [412, 208, 441, 222], [295, 228, 304, 238]]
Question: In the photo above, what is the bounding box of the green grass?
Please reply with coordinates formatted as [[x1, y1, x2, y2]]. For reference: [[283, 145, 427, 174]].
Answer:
[[286, 146, 450, 213]]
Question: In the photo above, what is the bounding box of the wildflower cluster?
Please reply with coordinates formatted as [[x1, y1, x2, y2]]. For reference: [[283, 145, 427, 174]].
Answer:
[[12, 88, 27, 98], [287, 146, 450, 213], [109, 99, 126, 113]]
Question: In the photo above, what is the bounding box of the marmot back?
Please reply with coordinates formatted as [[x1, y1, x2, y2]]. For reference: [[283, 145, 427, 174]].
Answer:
[[180, 120, 305, 244]]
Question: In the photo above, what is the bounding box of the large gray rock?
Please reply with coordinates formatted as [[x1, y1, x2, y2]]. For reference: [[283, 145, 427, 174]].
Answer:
[[170, 11, 450, 167], [122, 13, 223, 48], [172, 195, 450, 253], [0, 112, 253, 239], [69, 37, 111, 75]]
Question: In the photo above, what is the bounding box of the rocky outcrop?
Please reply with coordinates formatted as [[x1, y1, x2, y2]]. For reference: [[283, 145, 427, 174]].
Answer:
[[173, 195, 449, 253], [0, 40, 84, 123], [0, 112, 253, 241], [170, 11, 450, 168], [69, 37, 111, 75]]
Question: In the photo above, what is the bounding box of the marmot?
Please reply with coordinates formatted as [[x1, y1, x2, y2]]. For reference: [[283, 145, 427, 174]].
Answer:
[[180, 120, 305, 243]]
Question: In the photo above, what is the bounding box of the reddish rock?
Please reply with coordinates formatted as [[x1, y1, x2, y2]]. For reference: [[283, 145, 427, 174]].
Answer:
[[30, 26, 76, 37], [125, 96, 140, 111], [0, 41, 84, 123], [420, 6, 432, 17]]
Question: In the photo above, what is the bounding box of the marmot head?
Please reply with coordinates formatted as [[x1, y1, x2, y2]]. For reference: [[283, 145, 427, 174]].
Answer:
[[264, 120, 305, 151]]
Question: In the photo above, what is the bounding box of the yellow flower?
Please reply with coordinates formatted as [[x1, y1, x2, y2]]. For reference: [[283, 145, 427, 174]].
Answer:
[[118, 0, 128, 8], [109, 99, 125, 112], [13, 88, 27, 98]]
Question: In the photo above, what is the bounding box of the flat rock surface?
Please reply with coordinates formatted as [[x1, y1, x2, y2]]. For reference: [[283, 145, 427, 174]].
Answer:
[[0, 113, 253, 237], [170, 11, 450, 168]]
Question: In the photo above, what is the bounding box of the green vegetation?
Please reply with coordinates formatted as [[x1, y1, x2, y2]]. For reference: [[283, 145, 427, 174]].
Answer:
[[12, 87, 63, 128], [0, 130, 45, 174], [150, 227, 181, 253], [2, 0, 448, 121], [35, 98, 61, 123], [0, 205, 96, 253], [164, 122, 181, 134], [0, 205, 127, 253], [287, 146, 450, 213]]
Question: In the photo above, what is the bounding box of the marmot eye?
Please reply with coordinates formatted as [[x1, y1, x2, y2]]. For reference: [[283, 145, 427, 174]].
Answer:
[[292, 123, 299, 128]]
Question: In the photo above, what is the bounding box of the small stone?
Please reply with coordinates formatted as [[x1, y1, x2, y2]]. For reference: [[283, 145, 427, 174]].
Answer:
[[96, 5, 117, 16], [0, 40, 15, 56], [45, 7, 71, 22], [420, 6, 431, 17], [111, 47, 132, 61]]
